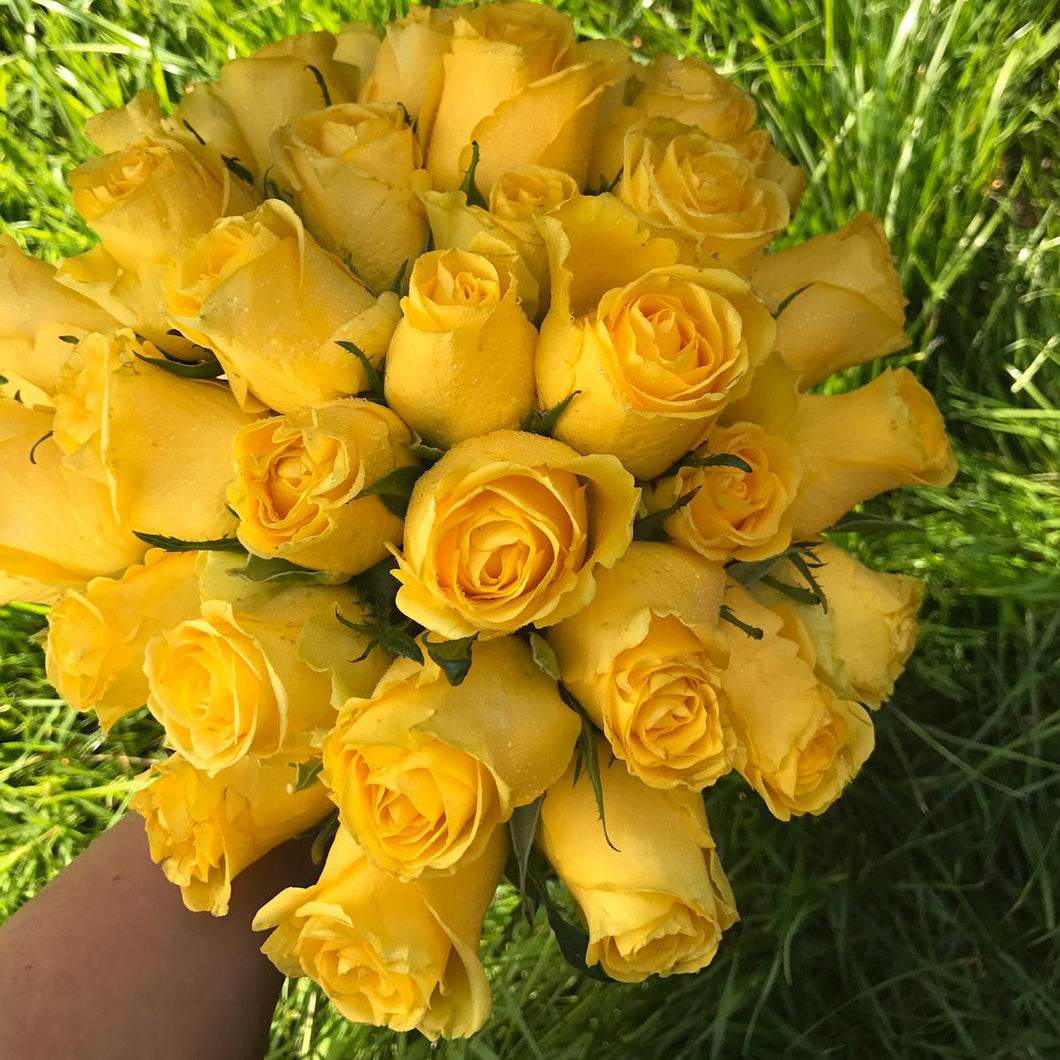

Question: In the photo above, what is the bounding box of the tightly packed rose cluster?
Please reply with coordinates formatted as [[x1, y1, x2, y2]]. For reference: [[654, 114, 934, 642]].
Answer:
[[0, 1, 958, 1039]]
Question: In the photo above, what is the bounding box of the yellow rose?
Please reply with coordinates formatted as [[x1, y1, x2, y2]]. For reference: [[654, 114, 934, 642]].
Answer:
[[788, 367, 958, 536], [0, 235, 116, 401], [227, 398, 414, 575], [0, 575, 66, 607], [51, 329, 256, 540], [166, 200, 400, 413], [207, 32, 360, 174], [332, 21, 383, 75], [84, 88, 163, 153], [422, 3, 629, 192], [131, 751, 331, 916], [169, 81, 254, 174], [539, 740, 738, 981], [751, 212, 909, 385], [753, 541, 923, 709], [146, 559, 389, 774], [546, 542, 737, 790], [271, 102, 430, 293], [729, 128, 805, 213], [384, 249, 537, 446], [56, 243, 193, 359], [44, 550, 199, 730], [254, 824, 504, 1039], [392, 429, 639, 638], [69, 134, 260, 272], [633, 54, 758, 142], [323, 635, 579, 878], [618, 117, 790, 259], [359, 5, 463, 120], [536, 195, 776, 479], [0, 399, 145, 584], [418, 165, 580, 321], [719, 584, 875, 819], [648, 421, 802, 562]]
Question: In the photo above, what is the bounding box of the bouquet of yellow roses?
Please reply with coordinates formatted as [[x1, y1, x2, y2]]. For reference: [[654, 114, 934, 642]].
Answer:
[[0, 0, 957, 1040]]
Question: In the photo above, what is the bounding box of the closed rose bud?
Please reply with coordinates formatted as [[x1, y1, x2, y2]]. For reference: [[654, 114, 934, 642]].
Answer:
[[648, 421, 802, 562], [227, 398, 414, 575], [788, 367, 958, 536], [751, 213, 909, 385], [56, 243, 193, 359], [384, 249, 537, 447], [332, 21, 382, 75], [131, 752, 331, 916], [69, 134, 260, 272], [421, 3, 629, 193], [0, 400, 145, 583], [539, 740, 738, 981], [752, 541, 923, 709], [45, 550, 199, 730], [536, 195, 775, 479], [619, 117, 790, 260], [145, 557, 389, 774], [360, 5, 461, 120], [272, 102, 430, 293], [51, 329, 256, 541], [209, 32, 359, 175], [546, 542, 739, 791], [84, 88, 163, 153], [323, 635, 579, 878], [166, 200, 400, 413], [0, 234, 116, 400], [393, 429, 639, 638], [254, 825, 505, 1039], [720, 584, 876, 819]]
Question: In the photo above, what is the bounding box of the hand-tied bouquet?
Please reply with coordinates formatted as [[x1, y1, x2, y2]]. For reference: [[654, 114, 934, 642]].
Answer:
[[1, 0, 958, 1039]]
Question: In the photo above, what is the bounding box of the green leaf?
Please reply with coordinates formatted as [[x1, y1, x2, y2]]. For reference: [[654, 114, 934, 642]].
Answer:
[[350, 557, 402, 619], [725, 540, 817, 588], [304, 63, 331, 107], [775, 283, 813, 315], [311, 811, 339, 866], [759, 573, 823, 606], [388, 258, 408, 295], [182, 119, 206, 145], [291, 760, 323, 792], [221, 154, 254, 184], [232, 554, 348, 585], [788, 549, 828, 612], [824, 511, 925, 536], [132, 531, 246, 553], [570, 707, 618, 852], [405, 434, 446, 465], [633, 488, 699, 542], [527, 862, 612, 983], [355, 464, 423, 518], [458, 140, 488, 209], [657, 450, 754, 481], [587, 166, 623, 195], [335, 340, 386, 403], [335, 607, 424, 665], [58, 334, 79, 344], [262, 166, 293, 205], [529, 631, 560, 680], [719, 603, 764, 640], [134, 352, 225, 379], [520, 390, 580, 436], [507, 798, 542, 920], [28, 430, 53, 465], [424, 634, 476, 685]]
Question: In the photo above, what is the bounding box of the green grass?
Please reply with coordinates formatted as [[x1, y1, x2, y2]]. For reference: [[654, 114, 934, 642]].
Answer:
[[2, 0, 1058, 1056]]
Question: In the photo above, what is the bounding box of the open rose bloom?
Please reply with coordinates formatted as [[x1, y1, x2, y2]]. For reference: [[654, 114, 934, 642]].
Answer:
[[4, 0, 959, 1040]]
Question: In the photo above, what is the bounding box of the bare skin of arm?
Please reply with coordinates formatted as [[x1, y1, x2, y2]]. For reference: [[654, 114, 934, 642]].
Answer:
[[0, 814, 315, 1060]]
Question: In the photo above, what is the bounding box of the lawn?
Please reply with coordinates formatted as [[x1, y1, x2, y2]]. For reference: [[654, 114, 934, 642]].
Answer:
[[1, 0, 1058, 1056]]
